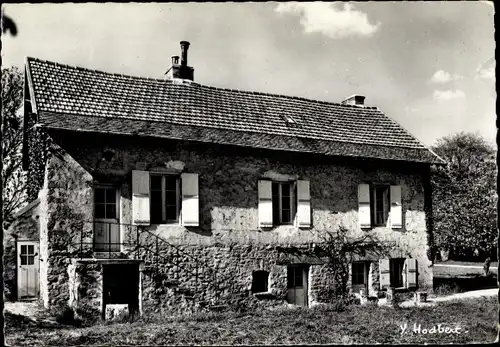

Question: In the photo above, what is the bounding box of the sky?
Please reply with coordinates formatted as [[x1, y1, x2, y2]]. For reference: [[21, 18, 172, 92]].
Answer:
[[2, 2, 496, 147]]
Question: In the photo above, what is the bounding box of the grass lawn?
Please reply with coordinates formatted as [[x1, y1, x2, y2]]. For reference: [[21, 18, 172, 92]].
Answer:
[[5, 297, 498, 346]]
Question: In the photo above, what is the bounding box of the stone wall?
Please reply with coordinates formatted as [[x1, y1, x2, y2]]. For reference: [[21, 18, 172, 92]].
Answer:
[[3, 199, 40, 301], [39, 130, 433, 313], [38, 142, 94, 309], [68, 259, 102, 321]]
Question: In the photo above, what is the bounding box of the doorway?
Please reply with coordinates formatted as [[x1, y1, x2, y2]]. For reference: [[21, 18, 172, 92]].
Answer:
[[102, 264, 140, 317], [17, 241, 39, 299], [287, 264, 309, 307], [94, 186, 120, 252]]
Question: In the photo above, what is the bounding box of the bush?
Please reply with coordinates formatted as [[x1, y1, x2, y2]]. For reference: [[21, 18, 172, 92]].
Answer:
[[49, 305, 82, 327], [434, 283, 457, 296]]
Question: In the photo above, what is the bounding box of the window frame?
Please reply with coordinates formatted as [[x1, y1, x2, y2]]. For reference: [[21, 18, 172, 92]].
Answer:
[[271, 181, 296, 226], [94, 185, 119, 221], [150, 173, 181, 224], [370, 184, 390, 227], [351, 261, 368, 286], [19, 244, 36, 266]]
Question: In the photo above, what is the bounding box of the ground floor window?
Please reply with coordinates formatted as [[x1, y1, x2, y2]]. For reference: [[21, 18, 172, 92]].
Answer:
[[390, 258, 405, 288], [351, 261, 369, 294], [252, 270, 269, 293]]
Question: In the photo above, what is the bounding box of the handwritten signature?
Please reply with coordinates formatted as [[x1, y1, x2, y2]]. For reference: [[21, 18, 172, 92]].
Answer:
[[400, 323, 469, 335]]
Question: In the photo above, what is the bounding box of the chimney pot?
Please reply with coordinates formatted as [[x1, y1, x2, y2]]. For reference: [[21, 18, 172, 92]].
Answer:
[[165, 41, 194, 81], [180, 41, 190, 66]]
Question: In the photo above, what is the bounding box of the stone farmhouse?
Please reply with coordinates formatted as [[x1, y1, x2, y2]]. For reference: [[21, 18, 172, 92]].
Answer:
[[6, 41, 444, 319]]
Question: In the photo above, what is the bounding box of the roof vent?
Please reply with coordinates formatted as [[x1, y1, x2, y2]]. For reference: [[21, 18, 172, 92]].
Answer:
[[342, 94, 365, 107]]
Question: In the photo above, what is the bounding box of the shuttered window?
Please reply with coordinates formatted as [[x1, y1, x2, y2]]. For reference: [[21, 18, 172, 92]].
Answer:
[[359, 184, 402, 229], [259, 179, 310, 228], [272, 182, 294, 225], [405, 258, 418, 289], [379, 259, 391, 290], [258, 180, 273, 227], [150, 174, 180, 223], [379, 258, 417, 290], [358, 184, 371, 229], [371, 185, 390, 226], [296, 180, 311, 228], [180, 173, 199, 227], [390, 186, 403, 229], [132, 170, 150, 225]]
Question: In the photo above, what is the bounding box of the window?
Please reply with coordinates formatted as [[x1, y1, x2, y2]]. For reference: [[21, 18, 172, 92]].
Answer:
[[371, 185, 390, 226], [150, 174, 180, 224], [390, 258, 405, 288], [352, 262, 367, 286], [271, 182, 295, 225], [19, 244, 36, 266], [251, 270, 269, 293], [95, 187, 117, 219], [287, 266, 304, 289]]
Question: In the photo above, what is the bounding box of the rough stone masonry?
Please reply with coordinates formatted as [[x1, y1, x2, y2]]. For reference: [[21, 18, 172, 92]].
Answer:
[[30, 129, 432, 317]]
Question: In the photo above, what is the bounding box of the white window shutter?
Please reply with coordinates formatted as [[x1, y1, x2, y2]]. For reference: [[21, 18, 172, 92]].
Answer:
[[406, 258, 417, 289], [358, 184, 371, 229], [258, 180, 273, 228], [296, 180, 311, 228], [181, 173, 199, 227], [390, 185, 402, 229], [379, 259, 390, 290], [132, 170, 150, 225]]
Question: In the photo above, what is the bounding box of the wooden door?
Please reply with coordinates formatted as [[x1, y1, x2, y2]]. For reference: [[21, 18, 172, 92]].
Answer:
[[94, 186, 120, 252], [17, 241, 39, 299], [287, 265, 309, 307]]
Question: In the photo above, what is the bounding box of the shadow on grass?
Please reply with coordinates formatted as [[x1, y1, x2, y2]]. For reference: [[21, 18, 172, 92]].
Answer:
[[4, 311, 63, 331]]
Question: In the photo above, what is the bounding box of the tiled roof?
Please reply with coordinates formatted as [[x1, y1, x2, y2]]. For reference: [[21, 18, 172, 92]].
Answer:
[[25, 57, 443, 164]]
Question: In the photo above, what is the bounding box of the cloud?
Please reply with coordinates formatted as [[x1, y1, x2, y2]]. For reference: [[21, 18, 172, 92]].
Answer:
[[476, 58, 495, 81], [404, 106, 420, 113], [432, 89, 465, 101], [429, 70, 463, 84], [274, 2, 380, 39]]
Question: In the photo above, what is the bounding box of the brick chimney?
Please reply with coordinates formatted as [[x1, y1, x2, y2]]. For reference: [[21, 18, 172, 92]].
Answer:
[[165, 41, 194, 81], [342, 94, 365, 107]]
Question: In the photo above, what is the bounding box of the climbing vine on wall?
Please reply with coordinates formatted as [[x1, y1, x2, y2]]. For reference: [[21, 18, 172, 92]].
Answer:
[[278, 225, 392, 303]]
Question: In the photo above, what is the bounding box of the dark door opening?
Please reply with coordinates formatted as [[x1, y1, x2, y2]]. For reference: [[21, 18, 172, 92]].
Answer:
[[103, 264, 139, 318], [287, 264, 309, 307], [390, 258, 405, 288]]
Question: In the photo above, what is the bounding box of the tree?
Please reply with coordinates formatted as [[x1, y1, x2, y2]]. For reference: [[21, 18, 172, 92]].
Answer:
[[431, 132, 496, 260], [2, 66, 25, 224]]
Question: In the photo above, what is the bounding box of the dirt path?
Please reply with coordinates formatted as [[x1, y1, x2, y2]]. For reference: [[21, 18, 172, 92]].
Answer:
[[398, 288, 498, 307]]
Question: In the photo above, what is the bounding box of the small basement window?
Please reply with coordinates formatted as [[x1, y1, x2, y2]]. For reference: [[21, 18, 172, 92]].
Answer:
[[251, 270, 269, 293]]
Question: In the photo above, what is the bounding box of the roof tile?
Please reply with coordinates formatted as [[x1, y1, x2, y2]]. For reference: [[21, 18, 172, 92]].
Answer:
[[26, 57, 442, 163]]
